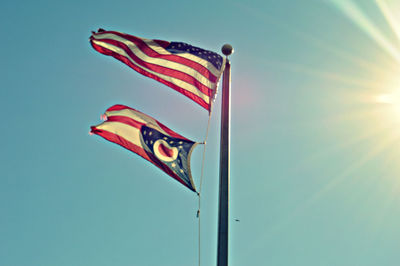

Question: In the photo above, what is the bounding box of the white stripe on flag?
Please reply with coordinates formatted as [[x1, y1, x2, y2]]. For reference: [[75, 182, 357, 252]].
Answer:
[[95, 121, 141, 147], [105, 109, 170, 136], [92, 39, 211, 103], [92, 33, 223, 78], [92, 33, 216, 89]]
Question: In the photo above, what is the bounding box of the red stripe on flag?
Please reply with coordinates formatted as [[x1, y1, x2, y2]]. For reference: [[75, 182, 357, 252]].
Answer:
[[90, 126, 193, 191], [90, 41, 210, 110], [105, 105, 189, 140], [90, 126, 150, 160], [93, 31, 218, 82], [93, 38, 213, 97], [105, 115, 144, 129], [155, 121, 188, 140], [106, 104, 133, 112]]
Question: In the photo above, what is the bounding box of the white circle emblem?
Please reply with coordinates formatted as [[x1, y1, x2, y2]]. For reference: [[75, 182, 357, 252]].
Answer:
[[153, 139, 178, 162]]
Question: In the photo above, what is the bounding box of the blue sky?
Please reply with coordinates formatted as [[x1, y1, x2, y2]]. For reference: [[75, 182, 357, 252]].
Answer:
[[2, 0, 400, 265]]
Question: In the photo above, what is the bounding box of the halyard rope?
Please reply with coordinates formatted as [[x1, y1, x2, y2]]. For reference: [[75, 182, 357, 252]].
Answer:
[[197, 108, 213, 266]]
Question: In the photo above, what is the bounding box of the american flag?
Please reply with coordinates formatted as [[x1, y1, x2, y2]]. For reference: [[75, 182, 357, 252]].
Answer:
[[90, 104, 199, 192], [90, 29, 226, 111]]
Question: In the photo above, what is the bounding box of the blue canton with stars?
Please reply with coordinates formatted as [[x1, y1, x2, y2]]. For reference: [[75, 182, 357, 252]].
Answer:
[[166, 42, 223, 70], [140, 125, 197, 190]]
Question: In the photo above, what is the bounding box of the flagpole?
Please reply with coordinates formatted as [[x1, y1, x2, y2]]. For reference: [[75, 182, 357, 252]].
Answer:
[[217, 44, 233, 266]]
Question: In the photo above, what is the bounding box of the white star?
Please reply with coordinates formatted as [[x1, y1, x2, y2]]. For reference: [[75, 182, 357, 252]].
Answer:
[[171, 163, 176, 168]]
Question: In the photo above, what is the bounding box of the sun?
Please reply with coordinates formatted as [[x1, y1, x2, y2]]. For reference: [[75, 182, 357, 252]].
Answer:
[[376, 91, 400, 106], [375, 76, 400, 123]]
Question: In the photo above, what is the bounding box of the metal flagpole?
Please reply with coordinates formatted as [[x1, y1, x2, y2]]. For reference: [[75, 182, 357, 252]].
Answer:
[[217, 44, 233, 266]]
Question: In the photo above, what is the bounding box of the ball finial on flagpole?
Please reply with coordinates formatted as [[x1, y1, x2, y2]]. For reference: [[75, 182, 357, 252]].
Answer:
[[221, 44, 234, 56]]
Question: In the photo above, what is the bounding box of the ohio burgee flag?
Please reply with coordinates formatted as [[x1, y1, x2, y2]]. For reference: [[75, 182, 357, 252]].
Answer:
[[90, 104, 199, 192], [90, 29, 225, 111]]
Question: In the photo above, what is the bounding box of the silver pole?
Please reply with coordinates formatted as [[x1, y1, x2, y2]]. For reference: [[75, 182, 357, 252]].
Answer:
[[217, 44, 233, 266]]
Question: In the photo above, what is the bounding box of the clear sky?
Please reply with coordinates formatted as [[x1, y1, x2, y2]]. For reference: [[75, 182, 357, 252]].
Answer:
[[2, 0, 400, 265]]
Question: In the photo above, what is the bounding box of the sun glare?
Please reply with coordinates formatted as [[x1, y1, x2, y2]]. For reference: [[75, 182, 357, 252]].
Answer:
[[376, 92, 400, 104], [376, 91, 400, 121], [297, 0, 400, 208], [374, 71, 400, 121]]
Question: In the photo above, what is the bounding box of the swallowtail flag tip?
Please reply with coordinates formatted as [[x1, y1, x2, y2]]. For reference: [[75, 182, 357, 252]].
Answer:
[[90, 104, 199, 192], [89, 29, 226, 111]]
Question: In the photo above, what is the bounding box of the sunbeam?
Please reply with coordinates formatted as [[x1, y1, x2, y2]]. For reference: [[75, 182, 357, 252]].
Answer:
[[236, 2, 400, 258], [265, 60, 386, 90], [375, 0, 400, 43], [330, 0, 400, 62]]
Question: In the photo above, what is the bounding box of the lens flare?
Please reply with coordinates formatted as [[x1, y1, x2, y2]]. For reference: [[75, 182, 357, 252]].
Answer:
[[376, 90, 400, 119]]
